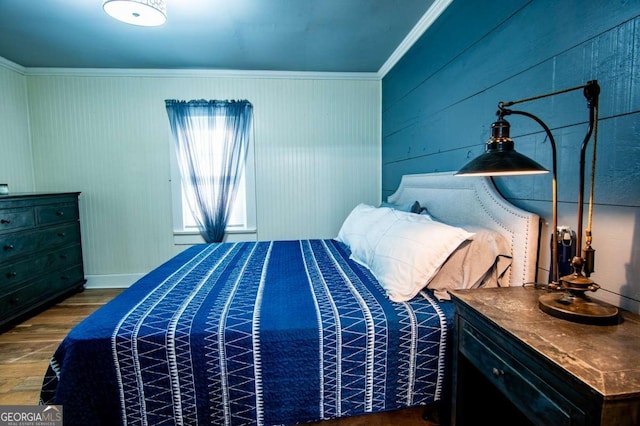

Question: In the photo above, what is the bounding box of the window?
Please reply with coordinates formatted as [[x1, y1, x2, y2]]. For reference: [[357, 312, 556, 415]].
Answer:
[[168, 105, 256, 244], [180, 173, 248, 230]]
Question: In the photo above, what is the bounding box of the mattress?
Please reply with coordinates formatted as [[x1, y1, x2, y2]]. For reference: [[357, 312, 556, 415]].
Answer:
[[40, 239, 454, 425]]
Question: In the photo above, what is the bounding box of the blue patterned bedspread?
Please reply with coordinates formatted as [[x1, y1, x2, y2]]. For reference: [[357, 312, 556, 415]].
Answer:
[[41, 240, 454, 425]]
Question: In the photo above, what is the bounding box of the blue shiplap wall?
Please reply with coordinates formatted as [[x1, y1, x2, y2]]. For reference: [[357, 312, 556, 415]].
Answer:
[[382, 0, 640, 312]]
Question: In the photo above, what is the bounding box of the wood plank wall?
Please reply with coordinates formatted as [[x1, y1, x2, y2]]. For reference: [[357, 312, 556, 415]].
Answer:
[[381, 0, 640, 312]]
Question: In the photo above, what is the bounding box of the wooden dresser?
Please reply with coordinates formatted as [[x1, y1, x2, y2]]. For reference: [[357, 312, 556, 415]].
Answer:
[[450, 287, 640, 426], [0, 193, 85, 330]]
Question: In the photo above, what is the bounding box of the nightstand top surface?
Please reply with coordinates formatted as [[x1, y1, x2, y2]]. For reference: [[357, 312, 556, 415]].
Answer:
[[450, 287, 640, 400]]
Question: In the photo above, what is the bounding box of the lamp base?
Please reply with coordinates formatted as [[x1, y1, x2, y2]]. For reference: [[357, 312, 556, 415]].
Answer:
[[538, 292, 620, 325]]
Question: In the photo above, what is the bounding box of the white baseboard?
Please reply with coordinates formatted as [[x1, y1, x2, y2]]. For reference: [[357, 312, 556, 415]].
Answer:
[[85, 273, 144, 289]]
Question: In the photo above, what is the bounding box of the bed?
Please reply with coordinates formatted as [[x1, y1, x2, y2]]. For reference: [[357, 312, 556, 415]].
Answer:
[[39, 172, 540, 425]]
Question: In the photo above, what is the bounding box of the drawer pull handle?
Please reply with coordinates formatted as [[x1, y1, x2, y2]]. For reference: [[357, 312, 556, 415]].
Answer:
[[59, 254, 68, 260], [3, 244, 14, 251], [492, 367, 504, 378], [58, 232, 66, 237], [61, 275, 69, 281], [56, 211, 64, 216], [10, 297, 20, 304], [6, 272, 17, 278], [1, 219, 10, 224]]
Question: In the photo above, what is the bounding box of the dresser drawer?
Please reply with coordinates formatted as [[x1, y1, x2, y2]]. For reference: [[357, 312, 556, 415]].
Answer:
[[0, 265, 84, 321], [0, 245, 82, 287], [0, 281, 41, 318], [459, 318, 584, 426], [39, 265, 85, 296], [36, 203, 79, 226], [0, 223, 80, 263], [0, 208, 35, 233], [38, 223, 81, 251]]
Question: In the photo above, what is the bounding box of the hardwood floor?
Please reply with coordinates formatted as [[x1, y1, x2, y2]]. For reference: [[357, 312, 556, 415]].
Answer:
[[0, 289, 121, 405], [0, 288, 438, 425]]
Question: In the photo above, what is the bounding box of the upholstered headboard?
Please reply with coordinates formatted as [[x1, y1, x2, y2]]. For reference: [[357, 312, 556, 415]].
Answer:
[[387, 171, 540, 287]]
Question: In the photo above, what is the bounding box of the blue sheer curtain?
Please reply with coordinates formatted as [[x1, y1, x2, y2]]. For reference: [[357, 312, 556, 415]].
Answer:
[[165, 99, 253, 243]]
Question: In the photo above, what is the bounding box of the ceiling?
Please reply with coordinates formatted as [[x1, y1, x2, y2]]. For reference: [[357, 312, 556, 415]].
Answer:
[[0, 0, 445, 74]]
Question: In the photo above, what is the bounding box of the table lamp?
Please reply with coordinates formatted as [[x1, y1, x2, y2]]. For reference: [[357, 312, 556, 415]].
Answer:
[[456, 80, 619, 325]]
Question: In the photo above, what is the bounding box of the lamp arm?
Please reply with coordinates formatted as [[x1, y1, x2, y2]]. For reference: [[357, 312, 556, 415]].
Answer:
[[497, 80, 600, 282], [577, 81, 600, 275], [576, 98, 596, 253], [500, 82, 591, 108], [499, 108, 559, 284], [587, 104, 599, 243]]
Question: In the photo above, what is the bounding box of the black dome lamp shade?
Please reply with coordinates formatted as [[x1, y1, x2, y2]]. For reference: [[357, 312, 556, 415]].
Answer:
[[456, 117, 548, 176]]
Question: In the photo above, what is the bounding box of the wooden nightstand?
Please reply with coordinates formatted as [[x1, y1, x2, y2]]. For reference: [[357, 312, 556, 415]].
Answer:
[[449, 287, 640, 426]]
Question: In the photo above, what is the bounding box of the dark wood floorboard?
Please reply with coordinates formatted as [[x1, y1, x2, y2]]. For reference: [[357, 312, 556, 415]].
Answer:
[[0, 288, 437, 425]]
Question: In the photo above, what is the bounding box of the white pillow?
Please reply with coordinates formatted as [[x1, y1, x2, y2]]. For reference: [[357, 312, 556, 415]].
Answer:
[[336, 204, 394, 263], [336, 204, 474, 302]]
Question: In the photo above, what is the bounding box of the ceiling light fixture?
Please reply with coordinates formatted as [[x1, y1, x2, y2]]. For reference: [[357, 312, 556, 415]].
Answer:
[[103, 0, 167, 27]]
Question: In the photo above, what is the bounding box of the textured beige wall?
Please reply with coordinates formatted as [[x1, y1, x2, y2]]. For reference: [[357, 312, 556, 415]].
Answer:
[[23, 69, 380, 283], [0, 60, 34, 192]]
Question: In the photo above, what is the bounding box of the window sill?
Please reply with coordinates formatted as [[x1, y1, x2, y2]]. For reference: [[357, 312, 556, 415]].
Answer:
[[173, 228, 258, 245]]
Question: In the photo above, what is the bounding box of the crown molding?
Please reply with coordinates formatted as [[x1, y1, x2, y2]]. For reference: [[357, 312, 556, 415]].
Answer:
[[0, 56, 26, 74], [377, 0, 453, 78], [23, 67, 380, 81]]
